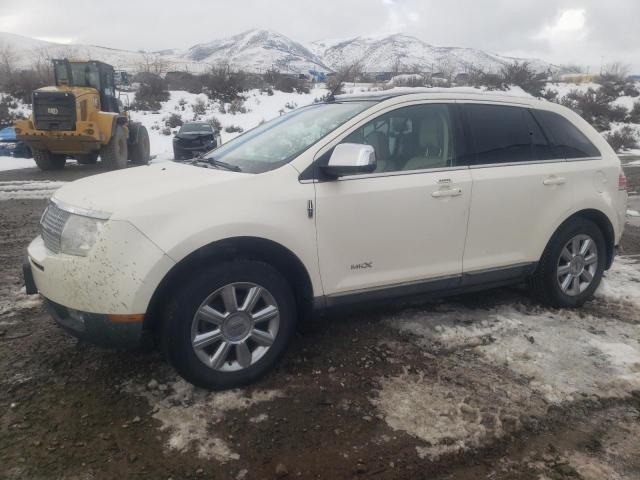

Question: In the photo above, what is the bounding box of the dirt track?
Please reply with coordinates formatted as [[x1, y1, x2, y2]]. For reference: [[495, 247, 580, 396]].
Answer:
[[2, 162, 640, 480]]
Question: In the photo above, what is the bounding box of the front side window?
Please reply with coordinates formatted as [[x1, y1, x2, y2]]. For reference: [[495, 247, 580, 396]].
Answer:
[[341, 103, 456, 173], [465, 104, 554, 164], [205, 102, 373, 173], [533, 110, 601, 159]]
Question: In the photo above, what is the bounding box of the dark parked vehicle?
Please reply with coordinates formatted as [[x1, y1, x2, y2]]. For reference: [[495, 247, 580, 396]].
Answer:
[[173, 122, 221, 160], [0, 127, 31, 158]]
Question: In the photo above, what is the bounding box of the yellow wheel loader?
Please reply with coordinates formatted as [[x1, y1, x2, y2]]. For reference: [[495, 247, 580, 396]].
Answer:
[[15, 59, 150, 171]]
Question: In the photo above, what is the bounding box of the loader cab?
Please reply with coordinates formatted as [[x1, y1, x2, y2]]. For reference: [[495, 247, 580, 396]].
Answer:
[[53, 59, 119, 113]]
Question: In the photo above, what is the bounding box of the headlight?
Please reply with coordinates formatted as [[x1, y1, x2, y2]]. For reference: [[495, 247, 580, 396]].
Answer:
[[3, 142, 17, 149], [60, 214, 106, 256]]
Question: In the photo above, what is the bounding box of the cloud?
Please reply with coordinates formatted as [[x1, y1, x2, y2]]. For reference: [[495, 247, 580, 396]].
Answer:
[[537, 9, 587, 40], [0, 0, 639, 72]]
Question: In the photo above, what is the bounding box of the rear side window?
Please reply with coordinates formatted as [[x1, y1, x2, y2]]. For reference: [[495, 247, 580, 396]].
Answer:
[[464, 104, 554, 164], [533, 110, 600, 159]]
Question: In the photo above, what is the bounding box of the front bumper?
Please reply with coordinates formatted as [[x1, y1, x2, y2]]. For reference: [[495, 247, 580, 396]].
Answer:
[[44, 298, 143, 348], [23, 254, 144, 348], [26, 219, 175, 315]]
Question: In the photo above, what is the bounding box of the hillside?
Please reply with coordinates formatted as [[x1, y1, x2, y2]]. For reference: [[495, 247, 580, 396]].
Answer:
[[1, 29, 552, 75], [311, 33, 552, 74]]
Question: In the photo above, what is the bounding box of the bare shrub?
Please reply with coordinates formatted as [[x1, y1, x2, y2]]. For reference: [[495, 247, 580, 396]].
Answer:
[[165, 113, 183, 128], [560, 88, 619, 131], [604, 126, 638, 152], [228, 98, 248, 115], [501, 62, 548, 97], [207, 116, 222, 132], [224, 125, 244, 133], [202, 64, 248, 103], [131, 73, 169, 111], [628, 101, 640, 123], [192, 97, 207, 115], [166, 71, 205, 93]]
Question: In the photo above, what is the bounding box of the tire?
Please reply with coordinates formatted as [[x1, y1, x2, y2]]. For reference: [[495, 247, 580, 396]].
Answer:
[[162, 260, 297, 390], [100, 125, 128, 169], [529, 217, 606, 308], [173, 147, 184, 161], [130, 126, 150, 165], [33, 149, 66, 171], [76, 152, 98, 165]]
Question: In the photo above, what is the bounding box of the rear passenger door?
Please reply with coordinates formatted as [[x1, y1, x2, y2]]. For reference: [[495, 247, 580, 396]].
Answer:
[[461, 103, 574, 277]]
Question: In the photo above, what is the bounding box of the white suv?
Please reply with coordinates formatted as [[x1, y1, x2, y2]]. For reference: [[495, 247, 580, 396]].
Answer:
[[24, 90, 627, 389]]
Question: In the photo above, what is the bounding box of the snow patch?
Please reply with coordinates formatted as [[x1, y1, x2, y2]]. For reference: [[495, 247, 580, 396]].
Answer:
[[379, 259, 640, 456], [0, 157, 37, 172], [0, 180, 65, 200], [124, 378, 284, 462], [0, 287, 42, 318], [595, 256, 640, 307]]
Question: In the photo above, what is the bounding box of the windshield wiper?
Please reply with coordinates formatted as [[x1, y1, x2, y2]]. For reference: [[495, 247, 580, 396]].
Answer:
[[199, 157, 242, 172]]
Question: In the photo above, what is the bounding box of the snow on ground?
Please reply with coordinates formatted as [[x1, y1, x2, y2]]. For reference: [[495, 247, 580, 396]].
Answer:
[[0, 157, 37, 172], [0, 180, 66, 200], [124, 87, 328, 162], [377, 256, 640, 459], [123, 378, 284, 462], [0, 286, 42, 320], [2, 80, 639, 170]]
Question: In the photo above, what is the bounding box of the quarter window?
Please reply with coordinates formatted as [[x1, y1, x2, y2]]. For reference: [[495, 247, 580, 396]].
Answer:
[[533, 110, 600, 159], [465, 104, 554, 164], [341, 104, 456, 173]]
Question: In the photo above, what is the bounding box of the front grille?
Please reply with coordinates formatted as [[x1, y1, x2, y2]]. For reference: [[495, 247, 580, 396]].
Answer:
[[40, 202, 71, 253], [33, 91, 77, 131]]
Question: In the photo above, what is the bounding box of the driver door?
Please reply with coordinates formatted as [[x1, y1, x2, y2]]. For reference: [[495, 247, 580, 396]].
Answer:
[[313, 103, 472, 303]]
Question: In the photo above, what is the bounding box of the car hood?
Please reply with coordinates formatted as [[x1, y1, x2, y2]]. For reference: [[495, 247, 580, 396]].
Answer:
[[53, 162, 246, 218]]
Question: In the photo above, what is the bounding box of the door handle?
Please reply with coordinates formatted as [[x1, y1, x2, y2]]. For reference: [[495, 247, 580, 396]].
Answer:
[[543, 176, 567, 186], [432, 187, 463, 198]]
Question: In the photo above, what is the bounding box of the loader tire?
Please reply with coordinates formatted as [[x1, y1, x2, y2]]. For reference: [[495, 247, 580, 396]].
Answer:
[[76, 152, 98, 165], [101, 125, 128, 170], [130, 126, 150, 165], [33, 150, 66, 171]]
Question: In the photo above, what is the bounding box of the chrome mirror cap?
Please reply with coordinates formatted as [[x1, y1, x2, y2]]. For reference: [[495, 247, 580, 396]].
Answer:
[[322, 143, 376, 178]]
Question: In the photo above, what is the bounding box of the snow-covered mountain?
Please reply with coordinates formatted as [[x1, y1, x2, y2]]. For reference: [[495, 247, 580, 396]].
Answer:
[[0, 29, 552, 75], [0, 31, 159, 71], [311, 34, 552, 74], [182, 29, 328, 74]]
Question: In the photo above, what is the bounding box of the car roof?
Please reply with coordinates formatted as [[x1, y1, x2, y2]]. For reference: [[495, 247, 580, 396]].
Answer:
[[334, 87, 542, 107]]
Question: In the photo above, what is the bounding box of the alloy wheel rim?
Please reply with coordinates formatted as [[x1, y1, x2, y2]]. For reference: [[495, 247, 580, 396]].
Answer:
[[190, 282, 280, 372], [556, 234, 598, 296]]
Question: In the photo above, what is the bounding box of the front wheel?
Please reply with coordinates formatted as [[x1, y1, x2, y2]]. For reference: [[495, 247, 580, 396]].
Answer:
[[33, 149, 66, 170], [130, 126, 150, 165], [162, 260, 297, 390], [529, 218, 606, 308], [100, 125, 128, 169]]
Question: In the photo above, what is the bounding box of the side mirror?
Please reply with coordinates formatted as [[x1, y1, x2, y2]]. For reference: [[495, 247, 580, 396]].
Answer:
[[321, 143, 376, 178]]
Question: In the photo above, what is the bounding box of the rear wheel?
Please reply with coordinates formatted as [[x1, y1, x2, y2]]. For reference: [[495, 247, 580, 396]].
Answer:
[[130, 126, 150, 165], [100, 125, 128, 169], [162, 260, 297, 390], [76, 152, 98, 165], [529, 217, 606, 308], [33, 149, 66, 170]]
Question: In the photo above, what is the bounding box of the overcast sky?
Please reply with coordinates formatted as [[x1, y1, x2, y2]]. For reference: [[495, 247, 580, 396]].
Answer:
[[1, 0, 639, 72]]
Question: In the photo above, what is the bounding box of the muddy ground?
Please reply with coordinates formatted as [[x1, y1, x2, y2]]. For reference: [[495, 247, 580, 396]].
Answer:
[[2, 160, 640, 480]]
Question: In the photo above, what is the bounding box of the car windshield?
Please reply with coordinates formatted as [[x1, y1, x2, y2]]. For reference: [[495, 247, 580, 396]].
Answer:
[[180, 123, 213, 134], [202, 102, 374, 173]]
